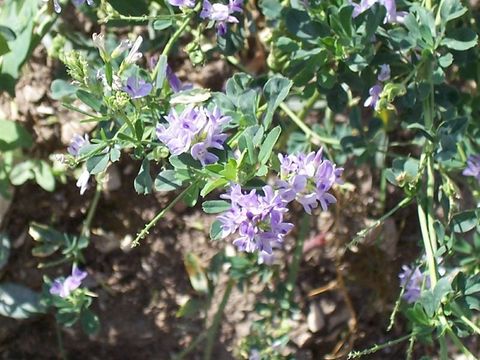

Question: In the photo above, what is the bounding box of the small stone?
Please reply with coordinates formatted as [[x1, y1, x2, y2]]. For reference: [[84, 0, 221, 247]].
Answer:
[[307, 301, 325, 333]]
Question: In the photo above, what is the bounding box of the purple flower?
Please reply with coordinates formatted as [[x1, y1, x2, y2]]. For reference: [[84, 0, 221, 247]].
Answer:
[[76, 169, 90, 195], [200, 0, 243, 36], [276, 150, 343, 214], [350, 0, 406, 24], [169, 0, 195, 7], [166, 65, 193, 93], [50, 265, 88, 298], [363, 84, 382, 109], [46, 0, 94, 13], [463, 155, 480, 182], [377, 64, 391, 82], [218, 184, 293, 257], [398, 265, 430, 303], [123, 76, 153, 99], [68, 134, 89, 157], [156, 106, 230, 165]]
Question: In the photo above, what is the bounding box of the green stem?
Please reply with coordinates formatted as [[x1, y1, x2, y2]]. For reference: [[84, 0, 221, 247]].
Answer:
[[348, 333, 415, 359], [204, 279, 235, 360], [279, 102, 339, 146], [349, 196, 413, 249], [133, 183, 196, 246], [151, 5, 200, 81], [99, 14, 184, 24], [460, 315, 480, 335], [80, 185, 102, 238], [298, 90, 320, 120], [55, 322, 67, 360]]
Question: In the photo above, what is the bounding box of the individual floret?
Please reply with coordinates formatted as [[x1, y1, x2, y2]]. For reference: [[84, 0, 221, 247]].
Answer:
[[50, 265, 88, 298]]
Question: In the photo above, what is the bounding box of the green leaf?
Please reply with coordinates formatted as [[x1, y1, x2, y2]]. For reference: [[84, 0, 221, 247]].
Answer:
[[0, 283, 45, 319], [440, 0, 468, 24], [441, 29, 478, 51], [110, 147, 121, 163], [33, 160, 55, 192], [153, 19, 173, 31], [50, 79, 77, 100], [176, 297, 204, 318], [134, 159, 152, 195], [155, 54, 168, 90], [86, 153, 109, 175], [0, 233, 10, 271], [77, 90, 102, 112], [210, 220, 223, 241], [450, 210, 479, 233], [0, 119, 32, 151], [200, 178, 228, 197], [259, 0, 282, 20], [438, 53, 453, 68], [202, 200, 231, 214], [263, 76, 292, 128], [9, 161, 34, 185], [0, 15, 34, 95], [154, 169, 183, 192], [183, 182, 200, 207], [258, 126, 281, 165], [80, 309, 100, 335], [184, 253, 209, 295]]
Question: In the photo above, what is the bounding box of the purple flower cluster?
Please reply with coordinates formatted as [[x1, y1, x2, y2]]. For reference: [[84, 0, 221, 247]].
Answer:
[[200, 0, 243, 36], [46, 0, 94, 14], [218, 185, 293, 255], [398, 265, 430, 303], [277, 149, 343, 214], [217, 150, 343, 259], [156, 106, 230, 165], [463, 155, 480, 182], [350, 0, 406, 24], [364, 64, 390, 109], [68, 134, 89, 157], [50, 265, 87, 298]]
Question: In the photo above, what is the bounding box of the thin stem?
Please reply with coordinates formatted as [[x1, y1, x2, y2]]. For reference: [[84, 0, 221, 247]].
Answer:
[[151, 5, 200, 81], [133, 183, 196, 246], [99, 14, 184, 24], [348, 196, 413, 249], [460, 315, 480, 335], [204, 279, 235, 360], [446, 326, 477, 359], [279, 102, 340, 146], [298, 90, 321, 120], [55, 322, 67, 360], [348, 333, 415, 359], [80, 185, 102, 238]]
